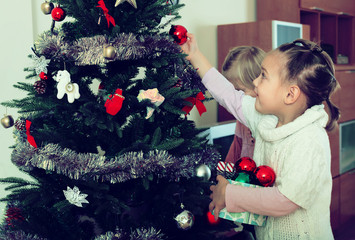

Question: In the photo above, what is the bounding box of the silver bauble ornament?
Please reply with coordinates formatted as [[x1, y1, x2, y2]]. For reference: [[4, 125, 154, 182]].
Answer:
[[174, 210, 194, 230], [115, 0, 137, 8], [103, 45, 116, 60], [196, 164, 211, 181], [1, 115, 14, 128], [41, 1, 54, 15]]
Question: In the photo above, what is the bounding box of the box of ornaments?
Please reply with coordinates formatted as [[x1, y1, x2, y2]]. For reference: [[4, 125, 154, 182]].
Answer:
[[214, 157, 276, 227]]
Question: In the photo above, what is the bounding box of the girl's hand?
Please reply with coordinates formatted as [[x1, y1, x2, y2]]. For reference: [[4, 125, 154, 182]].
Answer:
[[180, 33, 199, 61], [180, 33, 213, 78], [209, 175, 229, 220]]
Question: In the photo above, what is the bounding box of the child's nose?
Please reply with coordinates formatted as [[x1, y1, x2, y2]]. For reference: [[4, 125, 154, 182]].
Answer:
[[253, 75, 260, 87]]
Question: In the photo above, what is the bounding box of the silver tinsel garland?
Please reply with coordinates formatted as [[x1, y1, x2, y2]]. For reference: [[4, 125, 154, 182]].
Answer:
[[94, 227, 165, 240], [34, 32, 181, 66], [11, 142, 220, 183], [0, 228, 46, 240], [33, 31, 206, 91]]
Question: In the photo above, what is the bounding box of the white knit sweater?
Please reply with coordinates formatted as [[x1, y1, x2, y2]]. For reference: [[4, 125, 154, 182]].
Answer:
[[203, 68, 334, 240]]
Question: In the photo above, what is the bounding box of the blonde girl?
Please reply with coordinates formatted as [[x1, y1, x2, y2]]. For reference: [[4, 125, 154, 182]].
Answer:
[[222, 46, 265, 163]]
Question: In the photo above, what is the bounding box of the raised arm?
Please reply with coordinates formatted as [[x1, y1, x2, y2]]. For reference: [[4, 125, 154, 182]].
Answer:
[[181, 33, 213, 78], [181, 33, 249, 125]]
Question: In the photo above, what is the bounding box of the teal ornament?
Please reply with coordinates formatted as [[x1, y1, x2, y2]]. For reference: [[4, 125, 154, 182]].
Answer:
[[234, 172, 252, 183]]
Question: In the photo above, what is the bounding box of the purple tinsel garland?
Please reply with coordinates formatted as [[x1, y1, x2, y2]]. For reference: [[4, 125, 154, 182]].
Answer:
[[11, 142, 220, 184]]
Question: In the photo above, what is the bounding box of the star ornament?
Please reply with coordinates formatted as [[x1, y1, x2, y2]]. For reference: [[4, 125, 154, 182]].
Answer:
[[63, 186, 89, 207], [115, 0, 137, 8]]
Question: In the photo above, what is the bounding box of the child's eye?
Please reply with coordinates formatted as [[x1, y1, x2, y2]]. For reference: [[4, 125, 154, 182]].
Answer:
[[261, 72, 267, 79]]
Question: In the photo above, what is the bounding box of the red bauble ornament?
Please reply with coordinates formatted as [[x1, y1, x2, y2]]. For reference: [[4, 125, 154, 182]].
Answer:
[[51, 7, 66, 21], [254, 165, 276, 187], [235, 157, 256, 172], [169, 25, 188, 45], [206, 211, 220, 225], [39, 72, 48, 80]]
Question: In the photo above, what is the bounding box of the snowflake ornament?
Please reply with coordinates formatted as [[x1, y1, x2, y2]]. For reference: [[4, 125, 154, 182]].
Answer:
[[29, 55, 51, 74], [63, 186, 89, 207], [55, 70, 80, 103]]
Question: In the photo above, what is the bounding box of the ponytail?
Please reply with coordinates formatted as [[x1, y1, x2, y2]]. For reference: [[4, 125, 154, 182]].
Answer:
[[325, 98, 340, 131], [278, 39, 341, 132]]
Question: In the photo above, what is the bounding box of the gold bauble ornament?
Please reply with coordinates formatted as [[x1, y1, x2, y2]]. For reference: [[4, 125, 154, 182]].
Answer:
[[1, 115, 14, 128], [115, 0, 137, 8], [41, 1, 54, 15], [103, 45, 116, 60]]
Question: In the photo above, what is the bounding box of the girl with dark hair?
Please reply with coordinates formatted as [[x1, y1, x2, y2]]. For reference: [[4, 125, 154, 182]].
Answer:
[[182, 33, 339, 239]]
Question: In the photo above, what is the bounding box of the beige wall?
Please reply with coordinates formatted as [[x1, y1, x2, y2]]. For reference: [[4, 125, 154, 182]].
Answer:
[[0, 0, 256, 220], [177, 0, 256, 127], [0, 0, 34, 222]]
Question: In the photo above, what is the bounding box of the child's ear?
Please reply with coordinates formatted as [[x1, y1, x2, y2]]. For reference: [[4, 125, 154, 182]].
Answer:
[[284, 85, 301, 104]]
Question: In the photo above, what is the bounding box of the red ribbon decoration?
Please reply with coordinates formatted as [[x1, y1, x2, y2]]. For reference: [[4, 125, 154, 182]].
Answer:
[[96, 0, 116, 28], [26, 120, 37, 148], [182, 92, 207, 116]]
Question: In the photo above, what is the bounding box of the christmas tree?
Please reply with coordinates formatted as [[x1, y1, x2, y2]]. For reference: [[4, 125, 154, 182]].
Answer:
[[0, 0, 234, 239]]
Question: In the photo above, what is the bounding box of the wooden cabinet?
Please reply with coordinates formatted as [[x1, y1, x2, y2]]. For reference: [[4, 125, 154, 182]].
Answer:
[[300, 10, 354, 64], [217, 21, 301, 71], [337, 70, 355, 122], [330, 176, 340, 232], [257, 0, 355, 66], [339, 169, 355, 224], [257, 0, 300, 23], [258, 0, 355, 21], [328, 127, 340, 178], [300, 0, 355, 15]]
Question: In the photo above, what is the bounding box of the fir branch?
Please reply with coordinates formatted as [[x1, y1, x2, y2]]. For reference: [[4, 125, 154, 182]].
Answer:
[[150, 127, 162, 147], [13, 82, 35, 92], [0, 177, 38, 187], [161, 102, 186, 115], [162, 86, 181, 98], [155, 138, 184, 151]]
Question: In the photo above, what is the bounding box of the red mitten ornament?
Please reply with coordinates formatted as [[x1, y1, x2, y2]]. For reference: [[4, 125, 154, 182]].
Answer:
[[169, 25, 188, 45], [235, 157, 256, 172], [254, 165, 276, 187], [105, 88, 125, 115]]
